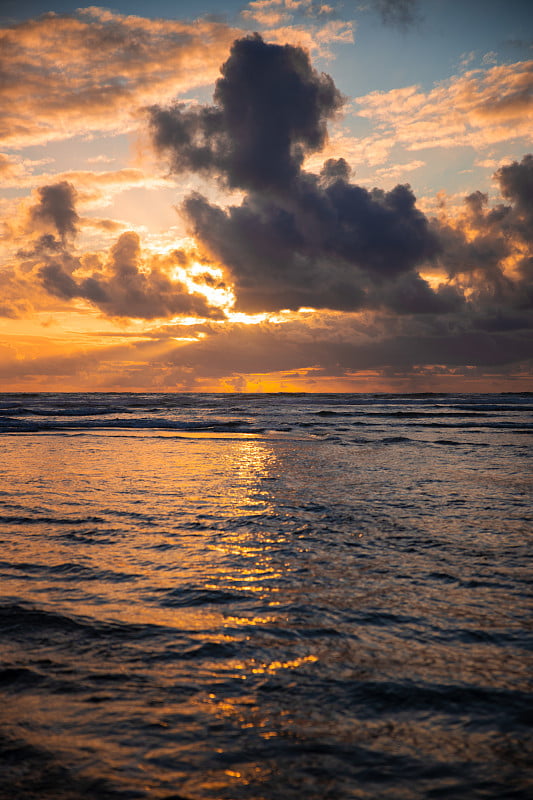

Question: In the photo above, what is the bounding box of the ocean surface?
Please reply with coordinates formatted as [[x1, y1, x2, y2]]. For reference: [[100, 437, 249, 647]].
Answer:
[[0, 392, 531, 799]]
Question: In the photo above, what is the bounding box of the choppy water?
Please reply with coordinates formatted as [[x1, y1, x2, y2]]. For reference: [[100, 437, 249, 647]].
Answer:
[[0, 392, 531, 799]]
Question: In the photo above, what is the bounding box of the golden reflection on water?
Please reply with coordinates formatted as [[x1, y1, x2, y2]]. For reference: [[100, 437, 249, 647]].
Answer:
[[247, 654, 318, 675], [1, 432, 282, 608], [214, 437, 277, 516]]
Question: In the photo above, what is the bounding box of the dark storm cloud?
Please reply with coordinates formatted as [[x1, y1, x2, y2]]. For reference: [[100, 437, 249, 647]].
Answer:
[[494, 153, 533, 236], [150, 33, 343, 192], [319, 157, 352, 184], [151, 34, 443, 314], [498, 154, 533, 207], [374, 271, 464, 315], [29, 181, 79, 242], [492, 156, 533, 309], [39, 260, 80, 300], [38, 231, 224, 321], [183, 175, 439, 312]]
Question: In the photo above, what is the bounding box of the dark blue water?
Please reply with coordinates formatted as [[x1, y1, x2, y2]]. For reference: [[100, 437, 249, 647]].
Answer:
[[0, 393, 531, 799]]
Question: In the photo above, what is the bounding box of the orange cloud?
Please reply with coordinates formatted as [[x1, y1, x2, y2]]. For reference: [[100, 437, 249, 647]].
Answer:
[[242, 7, 292, 26], [261, 19, 354, 56], [304, 129, 401, 173], [0, 8, 241, 148], [1, 178, 228, 323], [355, 60, 533, 152]]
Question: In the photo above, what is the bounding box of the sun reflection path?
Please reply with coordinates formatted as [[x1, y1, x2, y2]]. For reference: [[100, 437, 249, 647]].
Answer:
[[201, 439, 289, 607], [191, 437, 324, 786]]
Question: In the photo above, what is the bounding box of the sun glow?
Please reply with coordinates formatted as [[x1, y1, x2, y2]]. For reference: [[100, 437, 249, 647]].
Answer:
[[170, 260, 236, 311], [226, 307, 318, 325], [419, 271, 448, 291]]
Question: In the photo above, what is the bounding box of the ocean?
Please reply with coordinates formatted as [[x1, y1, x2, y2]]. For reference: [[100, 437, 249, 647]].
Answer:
[[0, 392, 531, 799]]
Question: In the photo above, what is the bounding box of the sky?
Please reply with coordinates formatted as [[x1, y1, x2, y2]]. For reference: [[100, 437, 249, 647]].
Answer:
[[0, 0, 532, 392]]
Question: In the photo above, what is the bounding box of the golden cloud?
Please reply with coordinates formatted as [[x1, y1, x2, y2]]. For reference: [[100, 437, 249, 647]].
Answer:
[[0, 8, 241, 148], [355, 60, 533, 152]]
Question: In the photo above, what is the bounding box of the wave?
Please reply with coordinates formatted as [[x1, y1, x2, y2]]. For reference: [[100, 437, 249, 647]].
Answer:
[[156, 585, 253, 608], [0, 560, 137, 584], [312, 410, 498, 418], [0, 602, 164, 642], [0, 514, 107, 525], [342, 679, 532, 720], [0, 405, 133, 417], [0, 416, 259, 434]]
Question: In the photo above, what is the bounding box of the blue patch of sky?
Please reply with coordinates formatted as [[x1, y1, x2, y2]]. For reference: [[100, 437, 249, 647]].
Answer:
[[0, 0, 244, 24], [328, 0, 532, 98]]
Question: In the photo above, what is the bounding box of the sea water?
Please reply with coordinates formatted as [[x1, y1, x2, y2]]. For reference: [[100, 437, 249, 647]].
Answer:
[[0, 393, 531, 799]]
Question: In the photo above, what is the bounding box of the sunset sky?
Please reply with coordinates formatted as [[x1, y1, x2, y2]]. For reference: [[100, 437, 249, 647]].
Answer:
[[1, 0, 532, 392]]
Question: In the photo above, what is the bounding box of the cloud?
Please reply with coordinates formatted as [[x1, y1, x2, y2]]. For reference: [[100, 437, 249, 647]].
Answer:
[[148, 34, 532, 375], [496, 153, 533, 230], [4, 181, 226, 322], [37, 231, 225, 321], [0, 263, 35, 319], [242, 6, 292, 26], [303, 127, 398, 173], [175, 318, 532, 376], [1, 165, 169, 202], [242, 0, 340, 27], [29, 181, 78, 242], [150, 33, 344, 192], [373, 271, 464, 315], [183, 179, 440, 313], [431, 154, 533, 318], [0, 167, 182, 269], [2, 11, 531, 392], [151, 34, 443, 314], [355, 60, 533, 152], [0, 6, 354, 151], [0, 152, 24, 180], [1, 300, 530, 391], [0, 8, 241, 148], [131, 291, 530, 391], [258, 18, 354, 56]]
